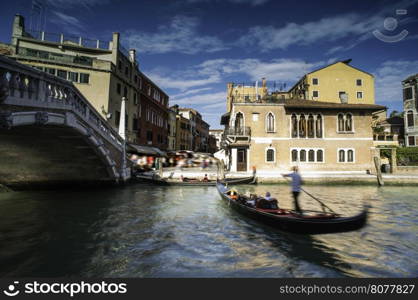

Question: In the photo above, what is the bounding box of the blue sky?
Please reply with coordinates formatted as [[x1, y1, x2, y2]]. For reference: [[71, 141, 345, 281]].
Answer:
[[1, 0, 418, 128]]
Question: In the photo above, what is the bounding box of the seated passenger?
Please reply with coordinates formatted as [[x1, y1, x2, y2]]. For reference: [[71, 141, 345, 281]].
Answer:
[[245, 194, 258, 207], [202, 174, 209, 182], [256, 192, 279, 209]]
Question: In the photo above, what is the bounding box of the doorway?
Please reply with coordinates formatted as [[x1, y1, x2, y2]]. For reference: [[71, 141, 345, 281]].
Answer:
[[237, 148, 247, 172]]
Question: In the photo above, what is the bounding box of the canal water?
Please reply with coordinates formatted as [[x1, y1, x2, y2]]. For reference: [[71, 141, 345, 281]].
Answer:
[[0, 183, 417, 277]]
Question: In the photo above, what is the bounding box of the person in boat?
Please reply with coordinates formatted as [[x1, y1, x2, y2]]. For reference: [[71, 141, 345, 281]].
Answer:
[[256, 192, 279, 209], [227, 188, 239, 200], [202, 174, 209, 182], [245, 194, 258, 207], [282, 166, 303, 213]]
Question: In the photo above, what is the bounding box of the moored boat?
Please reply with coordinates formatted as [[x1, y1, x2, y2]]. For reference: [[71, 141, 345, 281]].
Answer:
[[216, 181, 368, 234], [135, 173, 256, 186]]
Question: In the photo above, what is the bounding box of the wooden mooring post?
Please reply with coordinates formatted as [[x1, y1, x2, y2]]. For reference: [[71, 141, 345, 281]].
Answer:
[[374, 156, 384, 186]]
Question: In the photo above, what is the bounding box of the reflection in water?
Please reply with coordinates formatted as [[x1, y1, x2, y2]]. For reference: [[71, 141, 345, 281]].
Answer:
[[0, 184, 417, 277]]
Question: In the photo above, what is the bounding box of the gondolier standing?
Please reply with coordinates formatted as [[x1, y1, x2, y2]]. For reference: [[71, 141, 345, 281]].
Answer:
[[282, 166, 303, 213]]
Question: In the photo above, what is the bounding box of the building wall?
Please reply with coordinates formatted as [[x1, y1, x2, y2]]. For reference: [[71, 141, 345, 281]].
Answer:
[[289, 62, 375, 104], [9, 15, 169, 149], [228, 103, 375, 172], [403, 74, 418, 146]]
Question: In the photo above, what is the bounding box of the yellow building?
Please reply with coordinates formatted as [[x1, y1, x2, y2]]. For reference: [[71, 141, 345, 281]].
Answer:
[[8, 14, 169, 148], [288, 59, 375, 104]]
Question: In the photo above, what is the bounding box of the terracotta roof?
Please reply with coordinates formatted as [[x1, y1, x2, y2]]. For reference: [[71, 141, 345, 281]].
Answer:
[[283, 99, 386, 111]]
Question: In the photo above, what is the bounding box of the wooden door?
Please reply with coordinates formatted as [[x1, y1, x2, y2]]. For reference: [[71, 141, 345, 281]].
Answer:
[[237, 148, 247, 172]]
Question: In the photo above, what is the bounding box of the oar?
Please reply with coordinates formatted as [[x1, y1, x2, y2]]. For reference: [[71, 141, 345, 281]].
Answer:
[[282, 175, 337, 215]]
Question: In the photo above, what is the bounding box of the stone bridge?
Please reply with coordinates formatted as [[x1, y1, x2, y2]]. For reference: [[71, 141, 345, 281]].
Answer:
[[0, 55, 130, 189]]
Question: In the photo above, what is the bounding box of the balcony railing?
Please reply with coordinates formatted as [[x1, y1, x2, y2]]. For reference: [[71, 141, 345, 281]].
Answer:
[[225, 126, 251, 136]]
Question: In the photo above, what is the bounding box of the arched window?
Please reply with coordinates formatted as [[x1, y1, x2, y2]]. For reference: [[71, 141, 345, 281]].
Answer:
[[307, 114, 314, 138], [338, 114, 344, 132], [291, 114, 298, 138], [291, 149, 298, 162], [266, 148, 275, 162], [234, 112, 244, 134], [407, 110, 414, 127], [299, 114, 306, 138], [300, 149, 306, 162], [308, 149, 315, 162], [345, 114, 353, 131], [317, 149, 323, 162], [347, 149, 354, 162], [316, 114, 322, 138], [266, 112, 275, 132], [339, 149, 345, 162], [123, 86, 128, 98]]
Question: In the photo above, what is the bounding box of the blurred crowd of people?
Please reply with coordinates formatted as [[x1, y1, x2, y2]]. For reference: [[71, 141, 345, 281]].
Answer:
[[129, 151, 216, 173]]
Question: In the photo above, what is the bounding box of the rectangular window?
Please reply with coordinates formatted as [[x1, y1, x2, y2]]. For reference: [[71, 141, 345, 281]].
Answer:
[[115, 110, 120, 127], [312, 78, 318, 85], [313, 91, 319, 98], [57, 70, 67, 79], [117, 83, 121, 95], [357, 91, 363, 99], [134, 75, 138, 83], [45, 67, 56, 75], [147, 131, 153, 143], [79, 73, 90, 84], [133, 93, 138, 105], [68, 72, 78, 82], [404, 87, 413, 101], [132, 116, 138, 131], [125, 66, 129, 76], [118, 60, 122, 71], [408, 136, 416, 146], [356, 79, 362, 86]]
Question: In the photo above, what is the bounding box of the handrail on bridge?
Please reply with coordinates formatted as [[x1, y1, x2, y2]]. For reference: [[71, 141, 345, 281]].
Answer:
[[0, 55, 124, 149]]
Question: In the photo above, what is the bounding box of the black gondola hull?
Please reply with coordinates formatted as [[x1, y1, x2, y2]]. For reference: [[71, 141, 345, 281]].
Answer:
[[217, 182, 368, 234]]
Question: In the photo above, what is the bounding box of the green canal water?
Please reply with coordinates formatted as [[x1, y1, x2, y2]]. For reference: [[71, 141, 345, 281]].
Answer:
[[0, 184, 417, 277]]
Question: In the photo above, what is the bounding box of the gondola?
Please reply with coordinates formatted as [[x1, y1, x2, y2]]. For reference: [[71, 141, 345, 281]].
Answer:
[[216, 181, 368, 234], [135, 173, 256, 186]]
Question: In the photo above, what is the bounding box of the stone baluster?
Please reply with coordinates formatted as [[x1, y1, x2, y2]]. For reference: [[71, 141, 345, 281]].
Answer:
[[27, 76, 37, 100], [8, 72, 19, 97], [18, 74, 27, 98], [0, 69, 9, 103]]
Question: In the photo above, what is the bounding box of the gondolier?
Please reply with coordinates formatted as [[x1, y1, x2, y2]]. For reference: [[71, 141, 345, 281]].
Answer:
[[282, 166, 303, 213]]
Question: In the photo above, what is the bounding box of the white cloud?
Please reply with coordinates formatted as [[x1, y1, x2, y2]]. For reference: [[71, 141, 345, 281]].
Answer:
[[238, 13, 382, 51], [171, 87, 213, 99], [147, 57, 321, 93], [374, 60, 418, 104], [171, 91, 226, 106], [45, 0, 108, 9], [50, 11, 85, 33], [238, 0, 418, 53], [125, 15, 227, 55]]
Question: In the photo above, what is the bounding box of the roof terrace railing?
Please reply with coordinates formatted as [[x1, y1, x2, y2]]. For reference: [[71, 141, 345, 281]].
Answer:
[[24, 30, 111, 50]]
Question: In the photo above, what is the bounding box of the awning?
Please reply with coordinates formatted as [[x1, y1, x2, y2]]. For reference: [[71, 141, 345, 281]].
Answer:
[[127, 144, 166, 156], [220, 112, 230, 125]]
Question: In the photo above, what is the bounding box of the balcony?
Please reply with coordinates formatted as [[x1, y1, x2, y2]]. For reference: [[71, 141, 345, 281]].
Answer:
[[224, 126, 251, 145], [373, 134, 399, 147]]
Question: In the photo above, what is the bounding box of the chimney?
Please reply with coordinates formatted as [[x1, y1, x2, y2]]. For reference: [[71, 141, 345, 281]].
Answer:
[[11, 14, 25, 46], [111, 32, 120, 65], [262, 77, 267, 88], [129, 49, 136, 64]]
